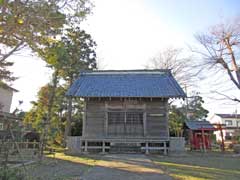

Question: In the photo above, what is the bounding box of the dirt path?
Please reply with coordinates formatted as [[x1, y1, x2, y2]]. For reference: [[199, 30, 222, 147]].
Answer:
[[82, 154, 172, 180]]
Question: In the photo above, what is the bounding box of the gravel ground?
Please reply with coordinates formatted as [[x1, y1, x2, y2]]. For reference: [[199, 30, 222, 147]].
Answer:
[[82, 154, 172, 180], [25, 154, 172, 180], [26, 158, 92, 180]]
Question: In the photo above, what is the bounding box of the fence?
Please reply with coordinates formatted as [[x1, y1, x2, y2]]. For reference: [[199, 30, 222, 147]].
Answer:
[[67, 136, 169, 154], [0, 140, 40, 157]]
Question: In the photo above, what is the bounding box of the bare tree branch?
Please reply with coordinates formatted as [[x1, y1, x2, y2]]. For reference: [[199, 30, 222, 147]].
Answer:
[[145, 47, 196, 87], [0, 41, 25, 62], [211, 91, 240, 103], [192, 17, 240, 103]]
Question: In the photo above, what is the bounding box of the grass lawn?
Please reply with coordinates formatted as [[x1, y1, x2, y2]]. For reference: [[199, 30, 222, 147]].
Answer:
[[13, 151, 240, 180], [151, 152, 240, 180]]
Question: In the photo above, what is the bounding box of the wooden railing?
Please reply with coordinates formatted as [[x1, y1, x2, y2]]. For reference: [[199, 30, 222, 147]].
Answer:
[[67, 136, 169, 155]]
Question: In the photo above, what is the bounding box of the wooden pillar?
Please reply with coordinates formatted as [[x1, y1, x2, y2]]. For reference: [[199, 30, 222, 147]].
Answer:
[[163, 141, 167, 155], [82, 102, 87, 137], [165, 99, 170, 138], [189, 130, 193, 150], [124, 108, 127, 135], [143, 112, 147, 136], [208, 134, 211, 150], [201, 128, 206, 152], [145, 142, 149, 154], [79, 139, 82, 152], [84, 140, 88, 152], [102, 141, 105, 153], [105, 102, 108, 136]]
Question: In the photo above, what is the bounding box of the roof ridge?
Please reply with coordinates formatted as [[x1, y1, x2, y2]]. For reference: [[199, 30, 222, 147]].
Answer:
[[80, 69, 171, 75], [216, 113, 240, 115]]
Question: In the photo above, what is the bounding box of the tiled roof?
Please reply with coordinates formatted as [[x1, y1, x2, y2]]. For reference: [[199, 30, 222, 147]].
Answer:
[[0, 81, 18, 92], [67, 70, 186, 98], [216, 114, 240, 119], [184, 121, 215, 130]]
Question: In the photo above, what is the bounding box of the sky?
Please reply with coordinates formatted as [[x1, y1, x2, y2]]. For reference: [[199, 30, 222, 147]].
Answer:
[[9, 0, 240, 116]]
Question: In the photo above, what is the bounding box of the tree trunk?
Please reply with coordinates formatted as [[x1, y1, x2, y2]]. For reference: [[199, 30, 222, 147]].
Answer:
[[64, 96, 72, 145], [224, 38, 240, 89], [40, 70, 59, 159], [64, 78, 73, 147]]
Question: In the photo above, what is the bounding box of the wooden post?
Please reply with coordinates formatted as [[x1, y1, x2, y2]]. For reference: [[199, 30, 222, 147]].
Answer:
[[84, 140, 88, 152], [189, 130, 193, 150], [201, 127, 206, 152], [79, 139, 82, 152], [208, 134, 211, 150], [163, 141, 167, 155], [145, 142, 149, 154], [143, 112, 147, 136], [165, 99, 170, 138], [124, 109, 127, 135], [82, 102, 87, 137], [105, 102, 108, 136], [102, 141, 105, 153]]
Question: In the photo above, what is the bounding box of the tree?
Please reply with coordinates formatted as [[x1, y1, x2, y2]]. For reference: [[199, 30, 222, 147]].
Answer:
[[146, 47, 195, 87], [169, 105, 186, 137], [58, 27, 96, 141], [36, 26, 96, 143], [194, 17, 240, 102], [24, 85, 67, 144], [187, 92, 209, 120], [0, 0, 92, 82], [24, 83, 85, 145], [169, 93, 208, 137]]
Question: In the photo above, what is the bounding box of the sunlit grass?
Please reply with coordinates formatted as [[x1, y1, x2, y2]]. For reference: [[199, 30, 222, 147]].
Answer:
[[152, 153, 240, 180], [47, 152, 98, 166], [41, 152, 240, 180], [97, 159, 164, 174], [50, 153, 164, 174]]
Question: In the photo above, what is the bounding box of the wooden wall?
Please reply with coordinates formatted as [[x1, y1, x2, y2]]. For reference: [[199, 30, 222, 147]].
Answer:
[[145, 100, 169, 138], [84, 100, 105, 137], [0, 87, 13, 113], [83, 98, 169, 139]]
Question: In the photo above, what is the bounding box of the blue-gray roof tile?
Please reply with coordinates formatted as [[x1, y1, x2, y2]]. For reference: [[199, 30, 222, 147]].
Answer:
[[185, 121, 215, 130], [67, 70, 186, 98]]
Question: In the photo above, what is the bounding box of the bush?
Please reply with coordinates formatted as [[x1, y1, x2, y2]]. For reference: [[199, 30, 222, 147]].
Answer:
[[0, 168, 25, 180]]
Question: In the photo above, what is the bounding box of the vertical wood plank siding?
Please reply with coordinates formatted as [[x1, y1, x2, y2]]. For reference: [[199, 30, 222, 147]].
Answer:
[[85, 101, 105, 137], [145, 100, 168, 138], [83, 98, 168, 139]]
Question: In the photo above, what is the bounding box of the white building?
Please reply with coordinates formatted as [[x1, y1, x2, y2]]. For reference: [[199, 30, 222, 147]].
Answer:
[[209, 114, 240, 141], [0, 83, 18, 130]]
